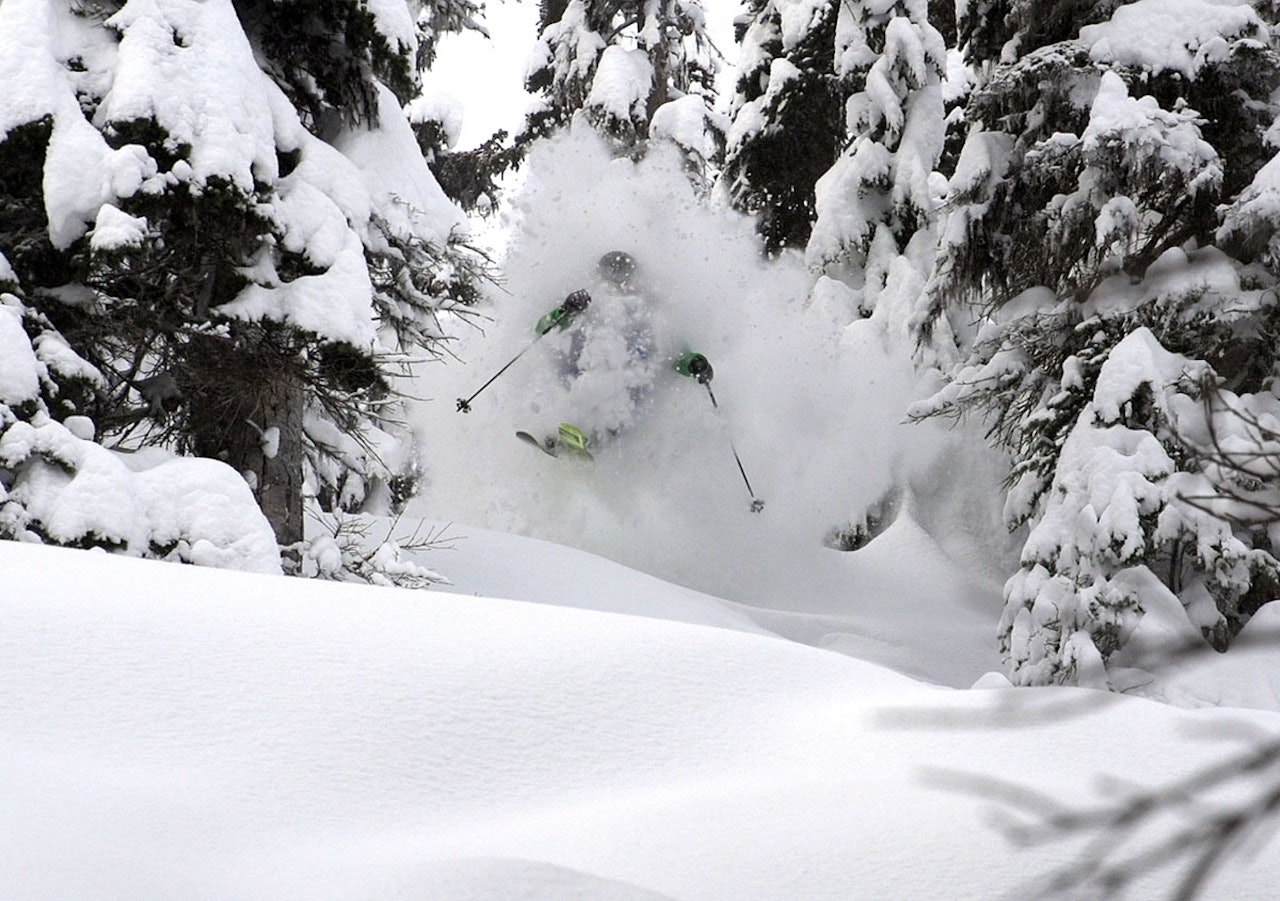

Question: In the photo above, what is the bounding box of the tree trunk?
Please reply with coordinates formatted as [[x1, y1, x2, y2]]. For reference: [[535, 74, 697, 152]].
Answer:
[[250, 372, 305, 550], [185, 340, 306, 552], [644, 26, 670, 123]]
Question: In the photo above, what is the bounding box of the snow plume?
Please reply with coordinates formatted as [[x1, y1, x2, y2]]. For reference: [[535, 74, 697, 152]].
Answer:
[[411, 127, 1009, 604]]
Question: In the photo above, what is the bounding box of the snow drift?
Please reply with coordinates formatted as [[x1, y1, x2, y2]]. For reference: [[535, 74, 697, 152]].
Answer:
[[4, 540, 1280, 899]]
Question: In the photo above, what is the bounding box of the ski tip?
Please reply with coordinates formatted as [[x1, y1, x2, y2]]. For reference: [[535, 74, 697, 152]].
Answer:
[[516, 430, 556, 456]]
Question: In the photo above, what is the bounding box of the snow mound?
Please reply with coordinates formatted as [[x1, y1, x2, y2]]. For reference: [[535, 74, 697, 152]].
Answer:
[[5, 541, 1280, 899], [1, 419, 279, 573], [1137, 602, 1280, 711]]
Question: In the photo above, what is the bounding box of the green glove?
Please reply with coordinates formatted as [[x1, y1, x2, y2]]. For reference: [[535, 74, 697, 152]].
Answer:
[[536, 289, 592, 335], [675, 351, 713, 384]]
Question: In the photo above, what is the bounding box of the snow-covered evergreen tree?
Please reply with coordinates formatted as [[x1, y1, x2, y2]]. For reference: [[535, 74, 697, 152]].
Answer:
[[916, 0, 1280, 685], [0, 252, 280, 572], [0, 0, 481, 552], [525, 0, 724, 172], [1, 258, 98, 544], [718, 0, 844, 253], [804, 0, 947, 338], [949, 265, 1280, 687]]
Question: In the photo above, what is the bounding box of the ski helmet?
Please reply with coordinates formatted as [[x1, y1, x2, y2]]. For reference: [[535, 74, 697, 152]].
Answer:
[[597, 250, 637, 287]]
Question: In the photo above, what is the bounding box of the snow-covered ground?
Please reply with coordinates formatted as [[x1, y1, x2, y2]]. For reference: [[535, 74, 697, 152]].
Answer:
[[5, 537, 1280, 899]]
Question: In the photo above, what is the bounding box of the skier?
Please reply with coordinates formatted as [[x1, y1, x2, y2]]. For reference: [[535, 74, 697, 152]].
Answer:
[[458, 250, 763, 510], [524, 250, 713, 457]]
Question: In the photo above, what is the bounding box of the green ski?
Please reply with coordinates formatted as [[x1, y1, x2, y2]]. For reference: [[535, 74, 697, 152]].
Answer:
[[516, 423, 594, 461]]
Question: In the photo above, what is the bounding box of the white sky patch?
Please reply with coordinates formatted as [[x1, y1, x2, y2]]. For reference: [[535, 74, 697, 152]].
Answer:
[[426, 0, 542, 150], [426, 0, 739, 150]]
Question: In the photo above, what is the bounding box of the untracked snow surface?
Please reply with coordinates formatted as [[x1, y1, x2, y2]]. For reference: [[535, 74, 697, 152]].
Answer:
[[5, 540, 1280, 899]]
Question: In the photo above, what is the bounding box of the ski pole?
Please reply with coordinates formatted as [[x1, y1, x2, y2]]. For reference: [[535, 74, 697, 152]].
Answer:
[[456, 337, 542, 413], [702, 381, 765, 513], [456, 290, 592, 413]]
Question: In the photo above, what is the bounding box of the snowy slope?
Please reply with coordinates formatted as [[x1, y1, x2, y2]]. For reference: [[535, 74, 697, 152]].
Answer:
[[5, 540, 1280, 899], [423, 519, 770, 634], [431, 512, 1004, 687]]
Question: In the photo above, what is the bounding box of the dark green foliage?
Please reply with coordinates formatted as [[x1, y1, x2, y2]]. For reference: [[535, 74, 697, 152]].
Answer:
[[0, 284, 104, 545], [721, 0, 844, 253], [24, 144, 306, 452], [960, 291, 1280, 525], [103, 116, 191, 170], [1, 0, 486, 557], [416, 125, 525, 214], [927, 0, 957, 48], [231, 0, 416, 127], [918, 1, 1280, 682], [316, 340, 386, 396], [524, 0, 613, 114], [0, 118, 74, 291], [0, 123, 98, 423], [957, 0, 1119, 69]]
